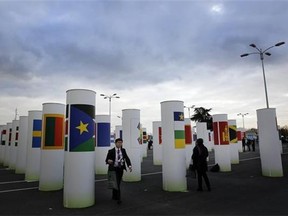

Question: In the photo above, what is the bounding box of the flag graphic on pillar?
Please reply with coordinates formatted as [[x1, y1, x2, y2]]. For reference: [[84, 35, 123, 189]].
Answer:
[[9, 128, 12, 146], [143, 131, 147, 144], [237, 131, 242, 141], [15, 126, 19, 146], [158, 127, 162, 144], [185, 124, 192, 144], [43, 114, 65, 149], [69, 104, 95, 152], [32, 119, 42, 148], [229, 125, 237, 143], [96, 122, 110, 147], [213, 121, 229, 145], [1, 129, 6, 145], [174, 111, 185, 149]]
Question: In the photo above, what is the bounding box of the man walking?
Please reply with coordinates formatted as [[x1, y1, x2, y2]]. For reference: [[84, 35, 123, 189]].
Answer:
[[105, 138, 132, 204]]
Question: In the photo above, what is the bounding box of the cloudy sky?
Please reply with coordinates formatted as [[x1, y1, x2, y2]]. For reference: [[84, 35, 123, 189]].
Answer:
[[0, 0, 288, 133]]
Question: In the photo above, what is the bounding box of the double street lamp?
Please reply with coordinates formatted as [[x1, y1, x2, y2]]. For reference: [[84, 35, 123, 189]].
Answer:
[[100, 93, 120, 125], [184, 105, 195, 118], [237, 112, 249, 128], [240, 41, 285, 108]]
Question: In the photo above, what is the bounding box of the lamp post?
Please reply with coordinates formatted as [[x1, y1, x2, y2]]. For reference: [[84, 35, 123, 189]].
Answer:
[[241, 41, 285, 108], [100, 93, 120, 126], [237, 113, 249, 128], [184, 105, 195, 118]]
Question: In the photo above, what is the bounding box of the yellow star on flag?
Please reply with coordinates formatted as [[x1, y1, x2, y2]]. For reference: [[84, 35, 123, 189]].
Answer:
[[76, 121, 89, 135], [179, 113, 184, 121]]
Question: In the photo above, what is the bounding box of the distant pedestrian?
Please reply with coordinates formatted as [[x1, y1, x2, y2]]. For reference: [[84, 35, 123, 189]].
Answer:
[[247, 139, 251, 151], [242, 137, 246, 152], [192, 138, 211, 192], [148, 139, 153, 150], [251, 139, 255, 151]]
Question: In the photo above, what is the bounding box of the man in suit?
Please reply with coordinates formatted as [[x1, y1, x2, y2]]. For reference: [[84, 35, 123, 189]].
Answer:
[[105, 138, 132, 204], [192, 138, 211, 192]]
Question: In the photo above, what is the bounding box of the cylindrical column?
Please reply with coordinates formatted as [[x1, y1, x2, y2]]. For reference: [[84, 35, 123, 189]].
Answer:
[[122, 109, 141, 182], [15, 116, 28, 174], [9, 120, 19, 170], [64, 89, 96, 208], [142, 127, 148, 158], [228, 119, 239, 164], [0, 125, 6, 165], [152, 121, 162, 165], [185, 118, 193, 169], [95, 114, 111, 174], [39, 103, 65, 191], [257, 108, 283, 177], [237, 127, 246, 153], [212, 114, 231, 172], [25, 110, 42, 181], [4, 122, 12, 167], [196, 122, 211, 151], [114, 125, 123, 140], [161, 100, 187, 192]]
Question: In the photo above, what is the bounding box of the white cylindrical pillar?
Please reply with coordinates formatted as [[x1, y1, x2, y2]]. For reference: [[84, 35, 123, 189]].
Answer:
[[9, 119, 19, 170], [237, 127, 246, 152], [39, 103, 65, 191], [122, 109, 141, 182], [0, 125, 6, 165], [4, 122, 12, 167], [64, 89, 96, 208], [196, 122, 211, 151], [228, 119, 239, 164], [212, 114, 231, 172], [15, 116, 28, 174], [152, 121, 162, 165], [114, 125, 123, 140], [25, 110, 42, 181], [142, 127, 148, 158], [257, 108, 283, 177], [161, 100, 187, 192], [185, 118, 193, 169], [95, 114, 111, 174]]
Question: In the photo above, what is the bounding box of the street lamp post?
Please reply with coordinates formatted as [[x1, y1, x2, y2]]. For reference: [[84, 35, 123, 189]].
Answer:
[[241, 41, 285, 108], [237, 113, 249, 128], [100, 93, 120, 126], [184, 105, 195, 118]]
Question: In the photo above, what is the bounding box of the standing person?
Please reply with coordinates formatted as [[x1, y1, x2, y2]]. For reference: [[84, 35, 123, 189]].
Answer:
[[242, 137, 246, 152], [105, 138, 132, 204], [192, 138, 211, 192]]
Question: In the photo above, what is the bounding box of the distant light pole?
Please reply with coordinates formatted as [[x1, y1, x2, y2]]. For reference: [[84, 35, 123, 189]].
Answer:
[[100, 93, 120, 125], [237, 113, 249, 128], [241, 41, 285, 108], [184, 105, 195, 118]]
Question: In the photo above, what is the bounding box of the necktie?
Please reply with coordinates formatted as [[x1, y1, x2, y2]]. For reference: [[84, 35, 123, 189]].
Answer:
[[117, 149, 121, 167]]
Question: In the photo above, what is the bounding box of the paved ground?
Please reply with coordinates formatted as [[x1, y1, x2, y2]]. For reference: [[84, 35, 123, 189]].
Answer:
[[1, 144, 288, 215]]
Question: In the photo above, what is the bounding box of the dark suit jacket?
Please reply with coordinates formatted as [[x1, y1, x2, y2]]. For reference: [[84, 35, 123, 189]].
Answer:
[[192, 145, 208, 172], [105, 147, 132, 171]]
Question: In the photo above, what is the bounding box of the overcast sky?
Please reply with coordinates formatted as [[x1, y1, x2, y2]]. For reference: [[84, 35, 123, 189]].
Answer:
[[0, 0, 288, 133]]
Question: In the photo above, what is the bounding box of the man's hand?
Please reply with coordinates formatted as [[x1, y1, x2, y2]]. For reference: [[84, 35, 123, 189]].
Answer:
[[107, 159, 114, 165], [128, 166, 132, 172]]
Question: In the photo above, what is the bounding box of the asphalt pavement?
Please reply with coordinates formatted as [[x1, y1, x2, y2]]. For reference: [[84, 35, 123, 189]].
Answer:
[[1, 143, 288, 215]]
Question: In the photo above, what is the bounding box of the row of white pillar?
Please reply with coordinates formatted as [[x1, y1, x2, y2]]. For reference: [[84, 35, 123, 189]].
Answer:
[[0, 91, 284, 208]]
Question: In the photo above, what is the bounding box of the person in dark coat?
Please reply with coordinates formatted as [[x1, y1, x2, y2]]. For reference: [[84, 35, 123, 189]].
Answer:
[[105, 138, 132, 204], [192, 138, 211, 191]]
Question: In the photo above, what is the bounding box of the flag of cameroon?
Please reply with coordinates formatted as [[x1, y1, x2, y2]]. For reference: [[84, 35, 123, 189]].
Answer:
[[43, 114, 65, 149]]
